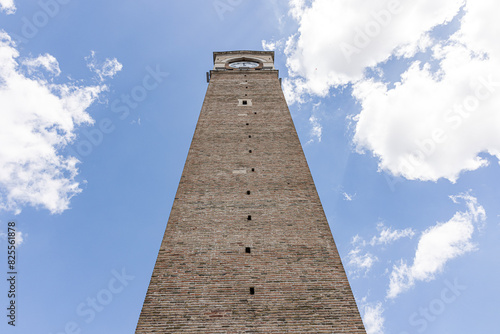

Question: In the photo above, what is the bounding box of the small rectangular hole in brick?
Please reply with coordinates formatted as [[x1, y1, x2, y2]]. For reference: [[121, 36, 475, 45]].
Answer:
[[248, 135, 252, 138], [246, 190, 251, 195], [247, 215, 252, 220], [251, 168, 255, 172], [245, 247, 251, 253], [249, 150, 252, 153], [250, 287, 255, 295]]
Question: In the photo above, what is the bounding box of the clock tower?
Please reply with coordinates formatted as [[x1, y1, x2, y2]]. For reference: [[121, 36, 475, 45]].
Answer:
[[135, 51, 366, 333]]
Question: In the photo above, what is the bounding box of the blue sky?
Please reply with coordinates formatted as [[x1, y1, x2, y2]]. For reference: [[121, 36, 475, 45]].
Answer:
[[1, 1, 499, 333]]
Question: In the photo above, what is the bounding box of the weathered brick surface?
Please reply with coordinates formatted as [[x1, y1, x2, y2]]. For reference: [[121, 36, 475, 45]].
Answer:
[[136, 67, 366, 333]]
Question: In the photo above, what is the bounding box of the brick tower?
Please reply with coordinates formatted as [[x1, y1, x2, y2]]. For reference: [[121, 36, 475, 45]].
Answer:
[[136, 51, 366, 333]]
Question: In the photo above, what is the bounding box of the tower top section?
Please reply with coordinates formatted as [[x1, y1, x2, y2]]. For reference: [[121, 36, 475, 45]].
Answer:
[[212, 50, 275, 71]]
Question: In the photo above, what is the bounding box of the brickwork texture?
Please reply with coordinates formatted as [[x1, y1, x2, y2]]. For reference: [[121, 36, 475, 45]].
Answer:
[[136, 56, 366, 333]]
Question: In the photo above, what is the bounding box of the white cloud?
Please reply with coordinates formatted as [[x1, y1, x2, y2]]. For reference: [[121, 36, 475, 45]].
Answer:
[[387, 193, 486, 298], [354, 0, 500, 182], [285, 0, 500, 182], [0, 32, 115, 214], [352, 41, 500, 182], [362, 301, 385, 334], [0, 0, 15, 14], [370, 222, 415, 246], [284, 0, 464, 100], [86, 51, 123, 82]]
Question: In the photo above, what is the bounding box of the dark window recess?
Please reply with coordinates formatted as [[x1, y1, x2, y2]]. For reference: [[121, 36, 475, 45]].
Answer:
[[245, 247, 251, 253], [249, 150, 252, 153], [249, 135, 252, 138], [247, 215, 252, 220], [247, 190, 251, 195], [251, 168, 255, 172], [242, 100, 248, 105], [250, 287, 255, 295]]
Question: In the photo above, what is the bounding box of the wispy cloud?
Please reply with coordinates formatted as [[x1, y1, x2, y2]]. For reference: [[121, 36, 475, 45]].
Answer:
[[343, 192, 355, 201], [348, 247, 378, 276], [308, 114, 322, 143], [348, 222, 418, 277], [86, 51, 123, 82], [370, 222, 416, 246], [22, 54, 62, 76], [387, 193, 486, 299]]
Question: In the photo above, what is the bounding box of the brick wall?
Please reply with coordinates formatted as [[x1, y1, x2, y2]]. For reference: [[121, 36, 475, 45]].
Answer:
[[135, 69, 366, 333]]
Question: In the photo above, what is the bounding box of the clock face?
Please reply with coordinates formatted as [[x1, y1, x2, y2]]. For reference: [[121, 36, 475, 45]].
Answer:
[[229, 61, 260, 69]]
